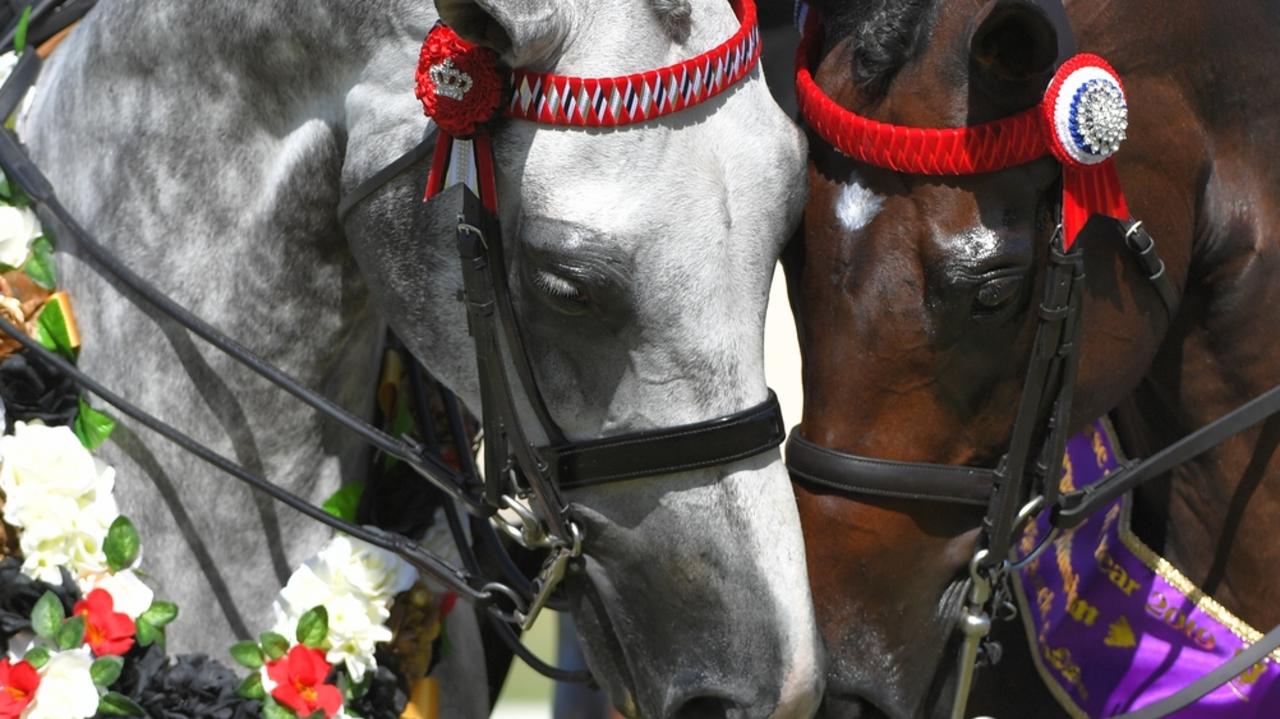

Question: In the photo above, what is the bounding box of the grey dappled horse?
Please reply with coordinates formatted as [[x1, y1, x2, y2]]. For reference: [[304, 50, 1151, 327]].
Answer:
[[21, 0, 821, 716]]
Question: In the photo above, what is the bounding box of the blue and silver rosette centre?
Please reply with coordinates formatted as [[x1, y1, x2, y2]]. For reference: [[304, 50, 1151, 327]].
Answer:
[[1051, 65, 1129, 166], [1071, 79, 1127, 157]]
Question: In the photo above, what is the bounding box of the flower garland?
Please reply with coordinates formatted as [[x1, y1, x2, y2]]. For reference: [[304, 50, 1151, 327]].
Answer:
[[0, 20, 462, 719]]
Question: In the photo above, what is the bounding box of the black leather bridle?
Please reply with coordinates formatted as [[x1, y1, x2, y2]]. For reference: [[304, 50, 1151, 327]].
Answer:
[[787, 1, 1280, 715], [0, 0, 786, 683]]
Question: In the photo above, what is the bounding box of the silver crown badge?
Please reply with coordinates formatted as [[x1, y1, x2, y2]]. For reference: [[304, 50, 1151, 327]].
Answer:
[[430, 58, 473, 101]]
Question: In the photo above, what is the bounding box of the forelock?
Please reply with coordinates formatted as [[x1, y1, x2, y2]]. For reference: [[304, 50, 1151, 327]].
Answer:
[[649, 0, 693, 42], [815, 0, 937, 97]]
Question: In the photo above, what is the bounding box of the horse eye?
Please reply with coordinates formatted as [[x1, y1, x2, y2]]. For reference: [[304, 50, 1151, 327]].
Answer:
[[973, 276, 1022, 315]]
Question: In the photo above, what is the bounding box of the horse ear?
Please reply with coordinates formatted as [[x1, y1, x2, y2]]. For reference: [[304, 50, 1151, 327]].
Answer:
[[968, 1, 1061, 107], [435, 0, 569, 66]]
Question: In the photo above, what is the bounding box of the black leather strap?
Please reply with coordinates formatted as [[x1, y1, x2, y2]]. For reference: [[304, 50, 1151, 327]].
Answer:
[[1123, 220, 1179, 317], [786, 432, 995, 506], [1054, 380, 1280, 529], [1113, 623, 1280, 719], [0, 313, 491, 603], [336, 131, 436, 223], [0, 49, 38, 118], [550, 391, 787, 489]]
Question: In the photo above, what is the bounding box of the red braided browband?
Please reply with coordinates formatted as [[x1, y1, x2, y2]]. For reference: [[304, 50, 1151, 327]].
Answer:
[[418, 0, 760, 136], [508, 0, 760, 127], [794, 11, 1131, 248], [416, 1, 762, 218]]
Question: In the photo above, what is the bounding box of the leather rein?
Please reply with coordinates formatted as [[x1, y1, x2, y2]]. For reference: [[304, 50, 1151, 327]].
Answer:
[[0, 0, 784, 684], [789, 2, 1280, 717]]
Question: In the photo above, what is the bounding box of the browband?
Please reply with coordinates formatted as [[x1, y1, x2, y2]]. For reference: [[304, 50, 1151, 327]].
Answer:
[[794, 6, 1130, 248], [786, 432, 995, 506], [418, 0, 760, 137], [506, 0, 760, 127]]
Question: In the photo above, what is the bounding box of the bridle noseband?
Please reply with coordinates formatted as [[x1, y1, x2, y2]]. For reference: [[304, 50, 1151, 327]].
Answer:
[[790, 1, 1280, 716]]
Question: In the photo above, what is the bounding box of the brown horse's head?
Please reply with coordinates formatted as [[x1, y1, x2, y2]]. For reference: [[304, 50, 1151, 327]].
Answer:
[[790, 1, 1189, 716]]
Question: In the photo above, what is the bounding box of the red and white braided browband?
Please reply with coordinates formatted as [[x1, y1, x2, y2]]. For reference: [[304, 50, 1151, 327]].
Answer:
[[415, 0, 760, 213], [794, 5, 1131, 248], [507, 0, 760, 126]]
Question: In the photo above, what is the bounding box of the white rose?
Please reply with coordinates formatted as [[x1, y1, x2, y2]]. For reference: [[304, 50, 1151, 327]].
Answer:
[[317, 534, 417, 602], [271, 563, 337, 637], [0, 52, 17, 86], [78, 570, 155, 620], [23, 647, 101, 719], [0, 205, 41, 269], [323, 591, 392, 682], [0, 423, 117, 516], [19, 525, 111, 585], [0, 423, 119, 581]]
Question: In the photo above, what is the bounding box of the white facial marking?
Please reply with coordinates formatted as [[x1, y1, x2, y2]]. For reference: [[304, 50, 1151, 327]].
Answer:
[[835, 176, 885, 233]]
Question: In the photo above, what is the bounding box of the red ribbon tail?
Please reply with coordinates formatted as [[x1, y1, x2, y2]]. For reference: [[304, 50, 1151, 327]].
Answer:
[[1061, 160, 1129, 250], [422, 131, 499, 213], [424, 131, 452, 201]]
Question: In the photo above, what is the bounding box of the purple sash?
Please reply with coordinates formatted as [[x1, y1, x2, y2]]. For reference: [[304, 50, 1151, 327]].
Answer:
[[1013, 418, 1280, 717]]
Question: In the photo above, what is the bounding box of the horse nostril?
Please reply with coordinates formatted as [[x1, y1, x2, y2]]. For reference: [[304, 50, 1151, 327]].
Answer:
[[670, 695, 746, 719]]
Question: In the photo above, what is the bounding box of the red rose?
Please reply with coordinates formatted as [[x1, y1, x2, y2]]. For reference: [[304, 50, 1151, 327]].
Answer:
[[266, 645, 343, 718], [74, 588, 136, 656], [415, 23, 503, 136], [0, 658, 39, 718]]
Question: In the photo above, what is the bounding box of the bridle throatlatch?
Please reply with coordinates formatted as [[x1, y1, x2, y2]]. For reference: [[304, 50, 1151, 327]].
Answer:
[[410, 0, 784, 637], [791, 4, 1280, 717]]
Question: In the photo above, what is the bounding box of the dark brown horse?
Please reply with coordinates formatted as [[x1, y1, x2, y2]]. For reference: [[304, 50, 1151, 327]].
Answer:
[[786, 0, 1280, 716]]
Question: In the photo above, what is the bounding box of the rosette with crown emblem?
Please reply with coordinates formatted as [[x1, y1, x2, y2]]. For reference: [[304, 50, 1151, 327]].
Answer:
[[415, 23, 503, 137]]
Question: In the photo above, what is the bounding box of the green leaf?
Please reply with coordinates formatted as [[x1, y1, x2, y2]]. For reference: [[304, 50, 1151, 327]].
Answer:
[[0, 171, 11, 201], [295, 605, 328, 648], [262, 699, 297, 719], [33, 295, 74, 359], [56, 614, 85, 650], [235, 670, 266, 700], [22, 235, 55, 290], [98, 691, 146, 717], [259, 631, 289, 661], [139, 600, 178, 628], [23, 645, 49, 669], [90, 656, 125, 687], [135, 618, 159, 647], [322, 482, 364, 522], [229, 640, 264, 669], [73, 396, 117, 450], [103, 515, 140, 572], [13, 5, 31, 55], [31, 591, 63, 638], [340, 669, 371, 702]]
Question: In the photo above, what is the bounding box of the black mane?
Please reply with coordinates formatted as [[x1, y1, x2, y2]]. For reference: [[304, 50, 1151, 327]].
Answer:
[[814, 0, 936, 97]]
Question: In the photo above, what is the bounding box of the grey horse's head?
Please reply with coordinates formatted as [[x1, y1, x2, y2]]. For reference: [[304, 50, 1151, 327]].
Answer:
[[343, 1, 820, 715]]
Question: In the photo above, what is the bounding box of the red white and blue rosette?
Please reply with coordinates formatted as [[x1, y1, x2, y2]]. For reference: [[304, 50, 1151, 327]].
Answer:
[[1040, 53, 1131, 247], [1042, 53, 1129, 167]]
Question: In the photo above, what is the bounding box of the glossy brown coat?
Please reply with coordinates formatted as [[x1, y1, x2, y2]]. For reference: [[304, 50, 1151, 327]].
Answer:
[[789, 1, 1280, 716]]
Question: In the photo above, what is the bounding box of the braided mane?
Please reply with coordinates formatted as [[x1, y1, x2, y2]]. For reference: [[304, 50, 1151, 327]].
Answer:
[[814, 0, 937, 97]]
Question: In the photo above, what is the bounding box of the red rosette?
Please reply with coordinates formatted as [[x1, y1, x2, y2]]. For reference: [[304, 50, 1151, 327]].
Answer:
[[415, 23, 503, 137]]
